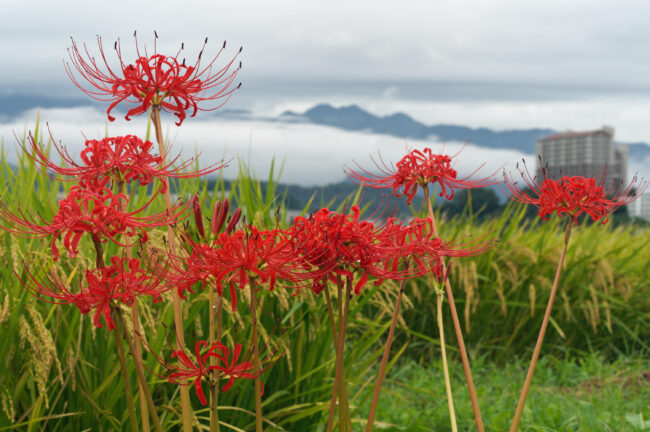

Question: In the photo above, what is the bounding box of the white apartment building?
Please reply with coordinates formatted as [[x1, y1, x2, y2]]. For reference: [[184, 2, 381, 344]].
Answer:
[[535, 126, 628, 189]]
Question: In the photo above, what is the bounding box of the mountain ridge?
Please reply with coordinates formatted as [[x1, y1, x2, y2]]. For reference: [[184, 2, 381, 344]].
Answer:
[[282, 103, 650, 158]]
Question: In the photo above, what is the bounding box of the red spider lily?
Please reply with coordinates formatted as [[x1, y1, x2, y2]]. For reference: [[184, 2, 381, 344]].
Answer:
[[377, 216, 493, 280], [290, 205, 431, 294], [345, 147, 499, 205], [152, 339, 273, 405], [66, 32, 242, 125], [503, 161, 647, 225], [143, 200, 243, 300], [165, 225, 319, 310], [0, 185, 189, 260], [20, 256, 170, 330], [23, 134, 225, 191]]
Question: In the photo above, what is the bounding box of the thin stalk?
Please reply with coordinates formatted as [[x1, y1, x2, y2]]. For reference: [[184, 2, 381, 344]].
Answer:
[[324, 283, 339, 432], [116, 179, 150, 432], [132, 302, 150, 432], [150, 106, 193, 432], [437, 289, 457, 432], [323, 283, 339, 351], [510, 218, 573, 432], [326, 276, 352, 432], [365, 277, 407, 432], [250, 279, 263, 432], [423, 185, 484, 432], [338, 278, 353, 431], [111, 312, 140, 432], [92, 237, 138, 432], [115, 307, 164, 432], [209, 281, 220, 432]]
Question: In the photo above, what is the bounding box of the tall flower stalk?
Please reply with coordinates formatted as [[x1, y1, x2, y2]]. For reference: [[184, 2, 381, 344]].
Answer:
[[504, 163, 646, 431], [64, 33, 241, 431], [346, 147, 497, 432]]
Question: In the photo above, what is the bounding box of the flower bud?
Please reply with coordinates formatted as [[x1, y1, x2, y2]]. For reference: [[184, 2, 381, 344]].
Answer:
[[211, 199, 230, 235], [191, 195, 206, 240], [226, 208, 241, 234]]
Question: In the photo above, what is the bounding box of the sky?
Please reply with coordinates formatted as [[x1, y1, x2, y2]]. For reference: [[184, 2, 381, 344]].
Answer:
[[2, 0, 650, 184]]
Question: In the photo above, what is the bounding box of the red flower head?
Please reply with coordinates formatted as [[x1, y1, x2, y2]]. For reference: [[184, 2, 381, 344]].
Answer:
[[291, 205, 426, 294], [503, 161, 647, 225], [21, 256, 170, 330], [345, 146, 499, 205], [153, 339, 274, 406], [0, 185, 189, 261], [66, 32, 242, 125], [23, 134, 225, 192], [192, 226, 311, 310]]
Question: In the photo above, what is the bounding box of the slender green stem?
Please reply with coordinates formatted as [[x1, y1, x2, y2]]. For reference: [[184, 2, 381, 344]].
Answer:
[[150, 106, 193, 432], [325, 284, 341, 432], [132, 302, 150, 432], [437, 290, 458, 432], [324, 283, 339, 432], [338, 278, 353, 431], [510, 218, 573, 432], [250, 279, 263, 432], [424, 185, 485, 432], [326, 276, 352, 432], [209, 281, 220, 432], [91, 237, 139, 432], [115, 307, 163, 432], [111, 309, 140, 432], [116, 179, 151, 432], [365, 277, 407, 432], [323, 283, 339, 351]]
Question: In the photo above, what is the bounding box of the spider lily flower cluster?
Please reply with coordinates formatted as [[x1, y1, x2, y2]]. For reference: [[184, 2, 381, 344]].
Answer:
[[503, 160, 647, 224], [23, 134, 225, 192], [66, 32, 242, 125], [3, 31, 647, 432], [345, 146, 500, 204], [152, 339, 275, 406]]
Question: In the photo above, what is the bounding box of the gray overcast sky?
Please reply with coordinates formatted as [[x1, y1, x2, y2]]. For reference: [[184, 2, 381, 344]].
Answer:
[[3, 0, 650, 91], [3, 1, 650, 184]]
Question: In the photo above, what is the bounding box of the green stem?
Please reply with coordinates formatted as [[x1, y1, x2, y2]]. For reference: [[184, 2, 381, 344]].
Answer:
[[326, 276, 352, 432], [132, 302, 150, 432], [115, 307, 164, 432], [115, 179, 151, 432], [510, 218, 573, 432], [365, 277, 407, 432], [111, 310, 140, 432], [91, 237, 139, 432], [209, 281, 220, 432], [424, 185, 485, 432], [250, 279, 263, 432], [150, 106, 193, 432], [324, 283, 339, 432], [437, 289, 458, 432]]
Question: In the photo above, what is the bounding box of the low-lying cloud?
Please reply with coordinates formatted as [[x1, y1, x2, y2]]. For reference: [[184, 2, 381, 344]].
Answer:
[[1, 106, 530, 186]]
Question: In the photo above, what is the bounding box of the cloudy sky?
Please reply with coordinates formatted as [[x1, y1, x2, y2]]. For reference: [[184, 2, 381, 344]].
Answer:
[[2, 1, 650, 184], [3, 0, 650, 88]]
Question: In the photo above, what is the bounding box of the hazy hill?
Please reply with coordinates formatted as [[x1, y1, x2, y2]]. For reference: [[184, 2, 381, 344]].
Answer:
[[282, 103, 650, 159]]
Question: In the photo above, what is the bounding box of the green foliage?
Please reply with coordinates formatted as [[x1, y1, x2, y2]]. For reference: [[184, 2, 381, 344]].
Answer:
[[402, 202, 650, 363], [0, 123, 647, 430], [360, 354, 650, 431]]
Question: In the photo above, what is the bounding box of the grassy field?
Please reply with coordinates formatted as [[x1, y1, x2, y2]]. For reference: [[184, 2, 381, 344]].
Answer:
[[0, 127, 648, 430], [360, 354, 649, 431]]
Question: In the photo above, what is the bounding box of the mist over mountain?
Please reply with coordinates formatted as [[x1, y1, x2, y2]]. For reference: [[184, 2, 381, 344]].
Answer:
[[281, 103, 650, 159]]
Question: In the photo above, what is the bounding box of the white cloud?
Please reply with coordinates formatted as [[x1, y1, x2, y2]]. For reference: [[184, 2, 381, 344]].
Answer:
[[0, 106, 527, 186]]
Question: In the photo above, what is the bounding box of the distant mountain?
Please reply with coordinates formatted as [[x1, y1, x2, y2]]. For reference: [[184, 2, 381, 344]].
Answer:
[[282, 104, 650, 160], [0, 94, 90, 117], [282, 103, 555, 153]]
